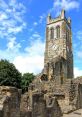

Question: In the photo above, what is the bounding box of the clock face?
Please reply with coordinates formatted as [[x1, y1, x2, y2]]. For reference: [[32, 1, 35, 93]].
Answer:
[[49, 43, 59, 50], [48, 43, 60, 57], [52, 44, 58, 51]]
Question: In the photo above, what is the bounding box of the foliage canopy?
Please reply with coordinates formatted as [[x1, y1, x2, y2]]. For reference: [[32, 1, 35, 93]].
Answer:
[[0, 59, 21, 88], [0, 59, 35, 92], [21, 73, 35, 92]]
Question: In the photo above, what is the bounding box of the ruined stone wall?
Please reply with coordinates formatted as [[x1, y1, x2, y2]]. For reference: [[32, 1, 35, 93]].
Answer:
[[0, 78, 82, 117], [77, 84, 82, 108], [0, 86, 21, 117], [45, 94, 62, 117], [20, 93, 32, 117], [58, 79, 82, 113], [32, 93, 46, 117], [28, 77, 82, 115], [20, 88, 63, 117], [20, 92, 46, 117]]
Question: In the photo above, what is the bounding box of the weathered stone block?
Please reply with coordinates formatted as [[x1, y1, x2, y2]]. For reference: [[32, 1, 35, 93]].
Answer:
[[0, 86, 21, 117]]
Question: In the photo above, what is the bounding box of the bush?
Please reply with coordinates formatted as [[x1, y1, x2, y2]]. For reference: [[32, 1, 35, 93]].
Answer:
[[21, 73, 35, 93]]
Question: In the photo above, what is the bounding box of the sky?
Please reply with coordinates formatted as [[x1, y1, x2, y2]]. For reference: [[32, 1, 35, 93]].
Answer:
[[0, 0, 82, 78]]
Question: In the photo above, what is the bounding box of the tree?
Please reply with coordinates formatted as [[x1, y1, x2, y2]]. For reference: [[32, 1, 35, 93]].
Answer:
[[0, 59, 21, 88], [21, 73, 35, 93]]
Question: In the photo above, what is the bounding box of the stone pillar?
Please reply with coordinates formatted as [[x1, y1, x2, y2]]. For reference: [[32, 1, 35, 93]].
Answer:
[[32, 93, 46, 117], [61, 9, 65, 19]]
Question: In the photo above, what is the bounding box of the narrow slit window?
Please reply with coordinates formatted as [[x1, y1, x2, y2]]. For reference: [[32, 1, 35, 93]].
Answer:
[[50, 28, 54, 39], [56, 26, 60, 38]]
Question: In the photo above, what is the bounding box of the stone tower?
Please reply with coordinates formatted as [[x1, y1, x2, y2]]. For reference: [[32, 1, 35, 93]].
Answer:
[[44, 10, 73, 83]]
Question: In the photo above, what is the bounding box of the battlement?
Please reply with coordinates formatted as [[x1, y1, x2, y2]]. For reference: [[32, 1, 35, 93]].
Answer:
[[47, 9, 71, 27]]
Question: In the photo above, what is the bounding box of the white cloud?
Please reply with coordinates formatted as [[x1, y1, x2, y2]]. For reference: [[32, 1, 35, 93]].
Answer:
[[0, 0, 26, 51], [54, 0, 79, 10], [0, 0, 8, 9], [7, 37, 21, 51], [32, 32, 41, 39], [13, 55, 44, 74], [50, 0, 80, 16], [13, 38, 45, 74], [75, 30, 82, 58], [25, 38, 45, 56], [33, 22, 38, 26], [39, 14, 46, 23], [0, 49, 20, 61], [0, 12, 8, 20], [7, 37, 16, 49], [0, 0, 26, 36], [0, 29, 45, 74], [76, 31, 82, 40], [77, 51, 82, 58], [74, 67, 82, 78]]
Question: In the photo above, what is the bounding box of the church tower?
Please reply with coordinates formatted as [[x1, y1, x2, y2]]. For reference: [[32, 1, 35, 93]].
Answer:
[[44, 10, 73, 83]]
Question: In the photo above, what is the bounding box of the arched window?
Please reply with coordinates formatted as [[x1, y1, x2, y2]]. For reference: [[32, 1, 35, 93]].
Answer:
[[50, 27, 54, 39], [56, 26, 60, 38]]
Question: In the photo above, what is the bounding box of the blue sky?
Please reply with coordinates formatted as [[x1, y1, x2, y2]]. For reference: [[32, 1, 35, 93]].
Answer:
[[0, 0, 82, 77]]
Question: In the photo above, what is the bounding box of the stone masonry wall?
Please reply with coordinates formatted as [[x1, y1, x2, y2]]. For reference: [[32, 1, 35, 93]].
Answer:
[[0, 86, 21, 117], [20, 93, 32, 117], [20, 90, 63, 117], [32, 92, 46, 117]]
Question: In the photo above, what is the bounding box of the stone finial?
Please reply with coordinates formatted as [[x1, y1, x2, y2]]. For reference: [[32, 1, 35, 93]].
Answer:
[[68, 17, 71, 24], [47, 13, 51, 24], [48, 13, 51, 17], [61, 9, 65, 19]]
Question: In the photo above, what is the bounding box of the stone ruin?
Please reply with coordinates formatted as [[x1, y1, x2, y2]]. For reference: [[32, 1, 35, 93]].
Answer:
[[0, 86, 21, 117], [0, 76, 82, 117], [0, 86, 62, 117], [20, 89, 62, 117], [0, 9, 82, 117], [20, 74, 82, 117], [19, 53, 82, 117]]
